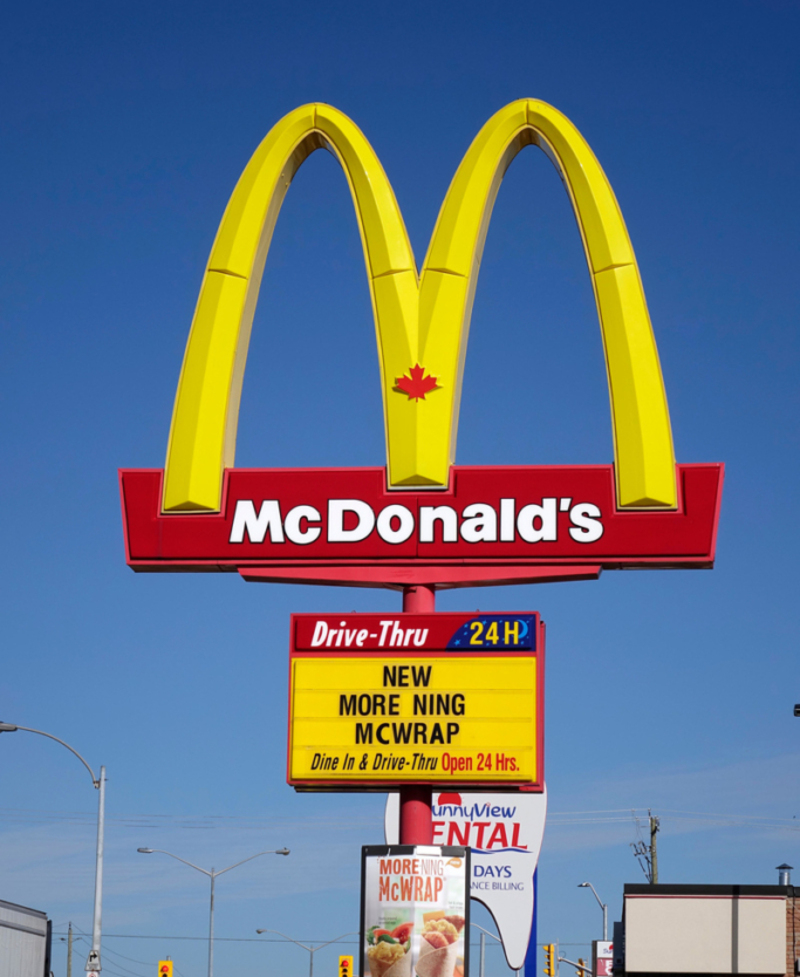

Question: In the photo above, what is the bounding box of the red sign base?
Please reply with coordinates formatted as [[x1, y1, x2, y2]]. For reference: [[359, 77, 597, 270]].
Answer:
[[239, 563, 600, 590], [120, 463, 723, 590]]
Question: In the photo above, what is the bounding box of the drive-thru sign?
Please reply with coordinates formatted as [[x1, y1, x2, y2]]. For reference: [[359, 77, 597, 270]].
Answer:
[[288, 613, 543, 789]]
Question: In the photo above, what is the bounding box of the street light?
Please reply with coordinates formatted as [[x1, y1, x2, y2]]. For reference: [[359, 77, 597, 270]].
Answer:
[[471, 923, 504, 977], [138, 846, 289, 977], [578, 881, 608, 940], [0, 721, 105, 975], [255, 928, 357, 977]]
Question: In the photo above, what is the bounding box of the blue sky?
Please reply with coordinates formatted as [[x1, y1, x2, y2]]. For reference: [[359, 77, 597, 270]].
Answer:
[[2, 1, 799, 975]]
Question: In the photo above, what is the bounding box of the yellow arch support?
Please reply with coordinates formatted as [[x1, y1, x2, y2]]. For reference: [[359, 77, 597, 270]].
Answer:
[[163, 100, 676, 512]]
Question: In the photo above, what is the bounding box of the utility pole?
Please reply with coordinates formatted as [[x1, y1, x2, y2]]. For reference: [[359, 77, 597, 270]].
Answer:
[[650, 814, 660, 884], [67, 922, 73, 977]]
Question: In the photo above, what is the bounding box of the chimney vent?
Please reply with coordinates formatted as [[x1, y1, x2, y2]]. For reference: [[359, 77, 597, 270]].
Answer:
[[777, 863, 793, 885]]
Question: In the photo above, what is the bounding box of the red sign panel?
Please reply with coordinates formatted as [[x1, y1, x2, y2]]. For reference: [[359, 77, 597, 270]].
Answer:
[[292, 612, 539, 652], [119, 463, 723, 588]]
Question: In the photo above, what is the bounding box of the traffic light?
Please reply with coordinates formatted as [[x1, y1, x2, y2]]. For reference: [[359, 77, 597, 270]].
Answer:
[[158, 962, 173, 977], [578, 958, 586, 977], [544, 944, 555, 977], [339, 954, 354, 977]]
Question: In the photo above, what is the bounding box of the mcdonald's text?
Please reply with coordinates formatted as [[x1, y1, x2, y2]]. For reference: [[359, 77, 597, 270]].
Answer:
[[120, 464, 722, 579]]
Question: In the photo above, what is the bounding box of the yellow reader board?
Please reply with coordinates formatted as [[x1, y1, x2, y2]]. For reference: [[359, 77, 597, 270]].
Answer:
[[287, 612, 544, 789]]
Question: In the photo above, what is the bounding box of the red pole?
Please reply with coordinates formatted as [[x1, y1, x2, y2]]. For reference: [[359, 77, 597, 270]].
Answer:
[[399, 785, 434, 845], [399, 585, 435, 844], [402, 585, 436, 614]]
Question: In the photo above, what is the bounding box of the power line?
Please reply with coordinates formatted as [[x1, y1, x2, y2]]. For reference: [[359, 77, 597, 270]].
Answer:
[[53, 932, 588, 948], [8, 805, 800, 851], [54, 933, 362, 944], [0, 806, 377, 830], [64, 938, 148, 977], [7, 805, 800, 824], [67, 927, 187, 977], [67, 934, 150, 977]]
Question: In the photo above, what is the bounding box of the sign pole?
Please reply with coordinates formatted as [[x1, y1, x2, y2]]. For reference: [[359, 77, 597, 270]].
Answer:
[[524, 870, 538, 977], [398, 586, 435, 844], [402, 585, 436, 613]]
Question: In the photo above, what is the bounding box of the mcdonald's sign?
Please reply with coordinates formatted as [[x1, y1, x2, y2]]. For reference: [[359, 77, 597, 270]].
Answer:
[[119, 100, 723, 588]]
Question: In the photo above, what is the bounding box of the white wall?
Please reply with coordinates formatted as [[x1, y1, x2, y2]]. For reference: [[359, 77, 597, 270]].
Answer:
[[0, 901, 47, 977], [625, 894, 786, 975]]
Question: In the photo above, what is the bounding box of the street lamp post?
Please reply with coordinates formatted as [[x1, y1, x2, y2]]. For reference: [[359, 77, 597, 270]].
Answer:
[[0, 721, 105, 974], [255, 929, 358, 977], [138, 847, 289, 977], [578, 881, 608, 940], [471, 924, 506, 977]]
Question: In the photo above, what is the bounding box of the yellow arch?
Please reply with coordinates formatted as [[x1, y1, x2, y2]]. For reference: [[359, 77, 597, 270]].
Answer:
[[417, 100, 676, 508], [163, 100, 676, 512]]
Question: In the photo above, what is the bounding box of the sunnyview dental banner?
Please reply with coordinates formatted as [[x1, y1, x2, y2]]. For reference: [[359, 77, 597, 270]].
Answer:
[[384, 790, 547, 969], [361, 846, 470, 977]]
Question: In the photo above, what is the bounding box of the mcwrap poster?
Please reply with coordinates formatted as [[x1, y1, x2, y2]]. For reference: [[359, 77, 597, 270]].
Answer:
[[361, 846, 470, 977]]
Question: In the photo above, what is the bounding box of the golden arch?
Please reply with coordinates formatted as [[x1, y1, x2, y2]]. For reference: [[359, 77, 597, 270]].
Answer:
[[163, 100, 676, 512]]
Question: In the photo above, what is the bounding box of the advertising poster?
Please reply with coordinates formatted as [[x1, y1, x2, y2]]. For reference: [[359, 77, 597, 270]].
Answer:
[[593, 941, 613, 977], [361, 846, 470, 977], [385, 790, 547, 969]]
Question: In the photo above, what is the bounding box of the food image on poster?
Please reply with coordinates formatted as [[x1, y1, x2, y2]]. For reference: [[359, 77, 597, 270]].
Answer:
[[361, 846, 470, 977], [416, 911, 466, 977]]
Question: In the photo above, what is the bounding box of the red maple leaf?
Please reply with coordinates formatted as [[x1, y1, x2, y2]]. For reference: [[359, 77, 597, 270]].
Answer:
[[394, 364, 440, 401]]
